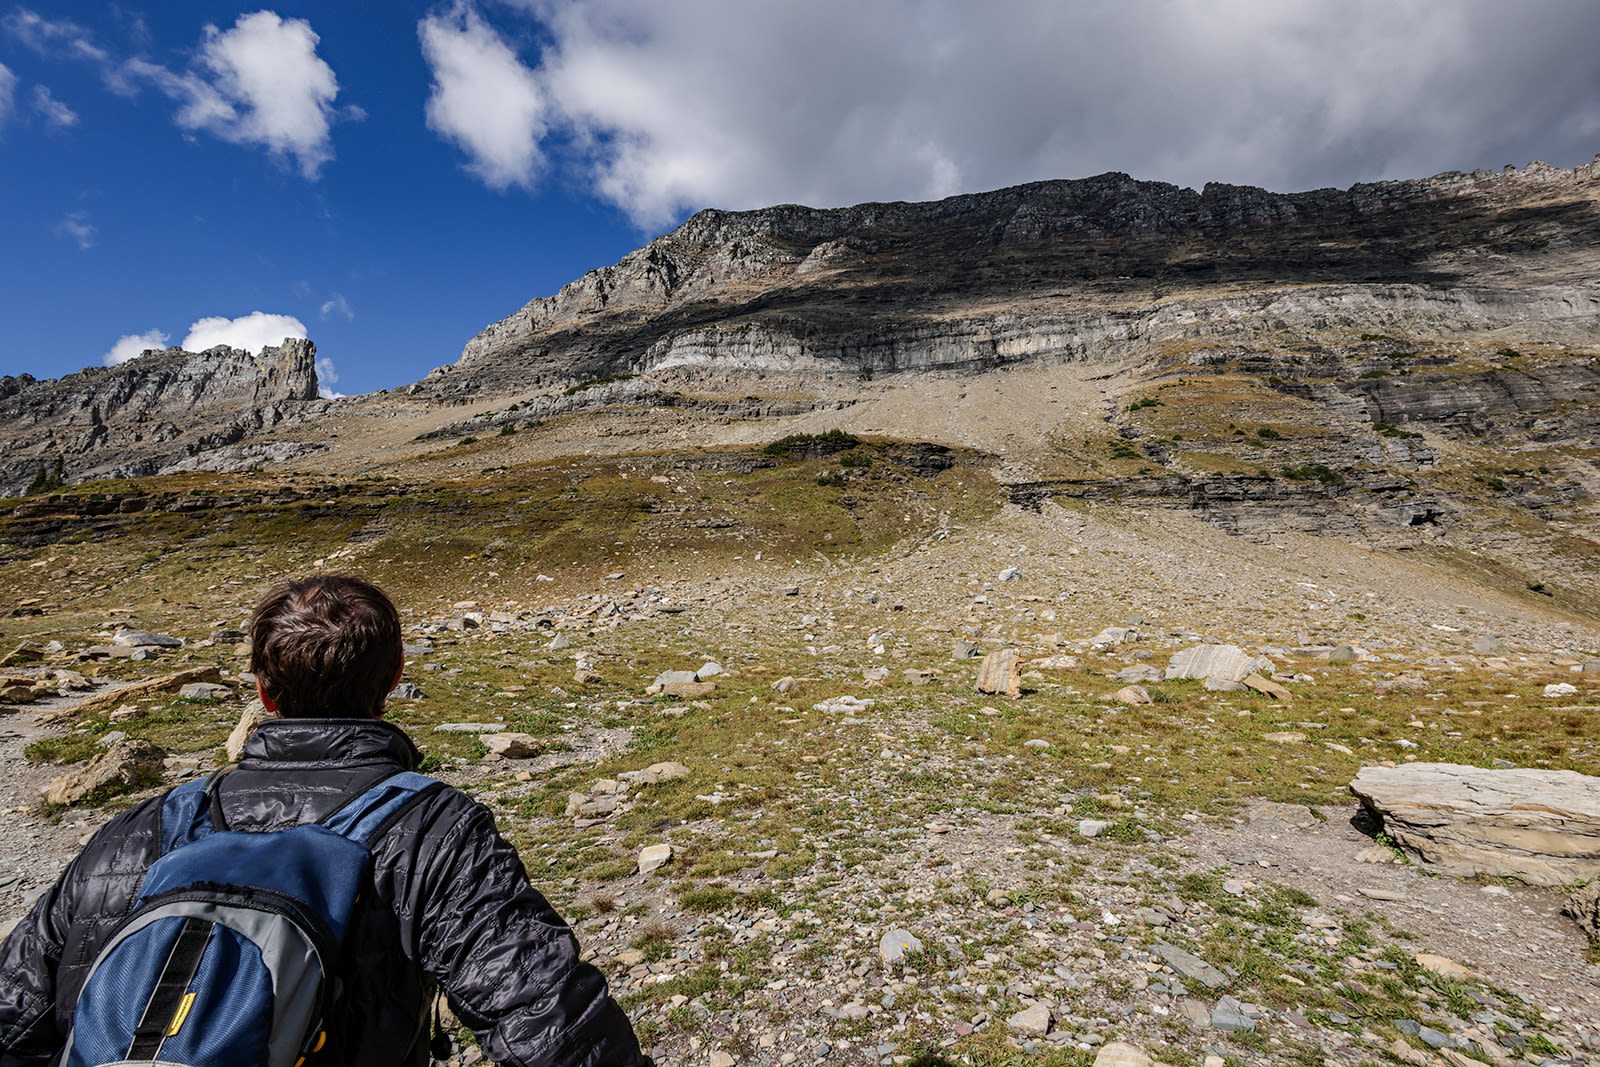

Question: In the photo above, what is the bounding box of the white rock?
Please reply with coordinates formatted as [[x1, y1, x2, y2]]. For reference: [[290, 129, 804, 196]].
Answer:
[[1006, 1002, 1051, 1036], [878, 927, 923, 965], [1544, 682, 1579, 697], [638, 843, 673, 874]]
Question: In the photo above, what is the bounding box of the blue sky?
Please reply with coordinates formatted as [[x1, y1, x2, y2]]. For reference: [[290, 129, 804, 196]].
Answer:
[[3, 2, 1598, 397]]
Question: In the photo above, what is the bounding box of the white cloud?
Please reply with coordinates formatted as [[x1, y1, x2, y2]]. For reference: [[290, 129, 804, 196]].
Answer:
[[467, 0, 1600, 227], [54, 210, 95, 248], [419, 2, 547, 190], [319, 293, 353, 320], [314, 356, 343, 398], [104, 329, 171, 366], [2, 8, 107, 62], [181, 312, 307, 355], [0, 63, 13, 126], [107, 11, 346, 178], [32, 84, 77, 127]]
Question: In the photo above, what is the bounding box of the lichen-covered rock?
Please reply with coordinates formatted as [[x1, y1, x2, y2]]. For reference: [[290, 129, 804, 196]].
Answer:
[[45, 738, 166, 805], [1350, 762, 1600, 886]]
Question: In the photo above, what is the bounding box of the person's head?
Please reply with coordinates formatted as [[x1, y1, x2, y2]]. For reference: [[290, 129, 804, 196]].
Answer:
[[248, 574, 403, 719]]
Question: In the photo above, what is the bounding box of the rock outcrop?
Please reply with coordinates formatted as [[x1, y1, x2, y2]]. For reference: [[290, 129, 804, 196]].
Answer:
[[1349, 762, 1600, 886], [0, 338, 321, 497]]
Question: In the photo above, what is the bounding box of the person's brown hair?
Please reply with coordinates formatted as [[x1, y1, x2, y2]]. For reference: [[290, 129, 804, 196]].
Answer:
[[248, 574, 403, 718]]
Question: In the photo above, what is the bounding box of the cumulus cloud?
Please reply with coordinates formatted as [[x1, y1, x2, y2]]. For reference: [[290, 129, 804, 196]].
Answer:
[[54, 210, 95, 248], [135, 11, 345, 178], [419, 2, 547, 190], [103, 329, 171, 366], [319, 293, 353, 320], [181, 312, 307, 355], [32, 84, 76, 127], [461, 0, 1600, 227], [0, 63, 13, 126], [314, 356, 343, 398]]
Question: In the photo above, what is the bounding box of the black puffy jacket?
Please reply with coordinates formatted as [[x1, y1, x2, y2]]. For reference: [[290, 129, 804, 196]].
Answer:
[[0, 718, 644, 1067]]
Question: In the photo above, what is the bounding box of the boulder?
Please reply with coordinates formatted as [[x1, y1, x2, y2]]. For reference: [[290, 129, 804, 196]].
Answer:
[[1241, 673, 1292, 702], [975, 649, 1021, 697], [46, 739, 166, 805], [638, 843, 673, 874], [619, 761, 690, 786], [1349, 762, 1600, 885], [951, 640, 981, 660], [0, 641, 44, 667], [48, 666, 225, 722], [1114, 665, 1162, 683], [112, 631, 183, 648], [1112, 684, 1152, 705], [661, 680, 715, 699], [226, 701, 274, 762], [1093, 1042, 1153, 1067], [878, 927, 923, 966], [1006, 1003, 1051, 1036], [1564, 882, 1600, 944], [178, 682, 232, 702], [1166, 644, 1270, 683], [482, 732, 542, 759]]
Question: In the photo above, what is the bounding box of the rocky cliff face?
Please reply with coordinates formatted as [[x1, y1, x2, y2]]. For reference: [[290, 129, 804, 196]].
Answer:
[[436, 157, 1600, 397], [0, 338, 321, 497]]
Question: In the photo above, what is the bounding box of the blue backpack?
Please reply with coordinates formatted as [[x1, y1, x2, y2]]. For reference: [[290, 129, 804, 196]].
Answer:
[[62, 770, 440, 1067]]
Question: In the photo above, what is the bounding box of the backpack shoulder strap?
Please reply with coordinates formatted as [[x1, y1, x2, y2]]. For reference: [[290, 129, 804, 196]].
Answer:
[[320, 772, 444, 847], [156, 772, 225, 855]]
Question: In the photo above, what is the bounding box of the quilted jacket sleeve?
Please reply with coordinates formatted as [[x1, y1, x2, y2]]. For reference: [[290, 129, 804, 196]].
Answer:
[[0, 873, 66, 1067], [0, 798, 160, 1067], [400, 793, 645, 1067]]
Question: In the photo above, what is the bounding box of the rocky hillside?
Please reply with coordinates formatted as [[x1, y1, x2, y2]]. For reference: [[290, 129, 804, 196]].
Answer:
[[0, 338, 323, 497]]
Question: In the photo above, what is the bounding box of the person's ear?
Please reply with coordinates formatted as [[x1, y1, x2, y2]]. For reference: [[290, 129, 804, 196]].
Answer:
[[256, 677, 280, 716], [376, 657, 406, 721]]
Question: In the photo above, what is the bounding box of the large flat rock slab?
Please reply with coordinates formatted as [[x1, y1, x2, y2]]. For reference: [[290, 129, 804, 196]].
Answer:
[[1349, 762, 1600, 886]]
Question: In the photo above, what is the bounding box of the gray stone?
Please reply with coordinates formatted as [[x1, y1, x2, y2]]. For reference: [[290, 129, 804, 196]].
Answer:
[[863, 666, 890, 683], [878, 928, 923, 965], [389, 682, 425, 699], [652, 670, 699, 688], [771, 676, 800, 694], [1006, 1003, 1051, 1037], [1092, 1042, 1152, 1067], [1078, 820, 1110, 838], [1151, 942, 1228, 989], [1033, 654, 1081, 671], [435, 722, 503, 733], [1472, 636, 1511, 656], [547, 633, 570, 650], [113, 631, 183, 648], [997, 567, 1022, 582], [1210, 995, 1255, 1032], [1349, 762, 1600, 885], [482, 733, 542, 759], [1176, 998, 1211, 1027], [1327, 644, 1359, 664], [1090, 627, 1134, 647], [1111, 684, 1152, 704], [902, 669, 935, 685], [952, 640, 981, 660], [618, 761, 691, 786], [696, 662, 723, 678], [1166, 644, 1270, 683], [96, 731, 128, 747], [1203, 677, 1246, 692], [1113, 665, 1162, 683], [178, 682, 232, 702]]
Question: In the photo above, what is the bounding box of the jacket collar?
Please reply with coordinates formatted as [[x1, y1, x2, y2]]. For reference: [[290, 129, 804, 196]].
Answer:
[[240, 717, 422, 772]]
